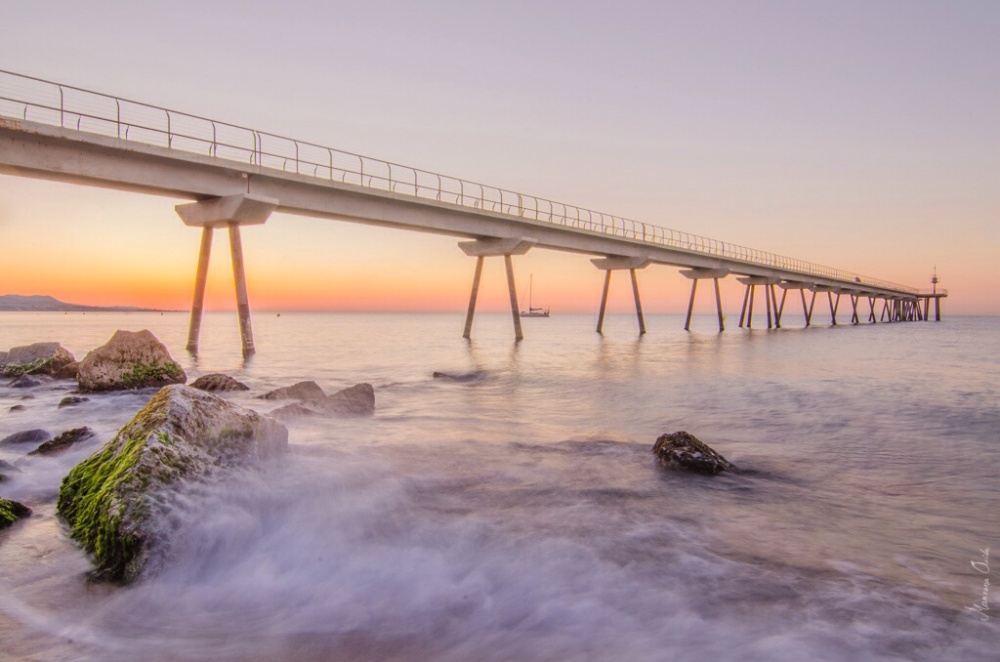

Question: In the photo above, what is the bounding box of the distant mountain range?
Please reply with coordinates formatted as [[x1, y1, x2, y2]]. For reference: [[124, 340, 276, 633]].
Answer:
[[0, 294, 176, 313]]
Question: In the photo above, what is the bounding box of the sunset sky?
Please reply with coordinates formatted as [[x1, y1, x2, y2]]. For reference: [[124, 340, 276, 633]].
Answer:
[[1, 1, 997, 314]]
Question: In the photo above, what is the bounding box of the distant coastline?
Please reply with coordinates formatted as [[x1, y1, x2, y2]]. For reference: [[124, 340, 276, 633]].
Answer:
[[0, 294, 178, 313]]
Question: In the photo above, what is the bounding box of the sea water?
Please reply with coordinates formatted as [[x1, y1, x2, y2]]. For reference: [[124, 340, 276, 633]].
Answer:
[[1, 312, 997, 661]]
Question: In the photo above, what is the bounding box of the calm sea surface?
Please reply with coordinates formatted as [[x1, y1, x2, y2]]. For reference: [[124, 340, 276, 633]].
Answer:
[[1, 311, 998, 660]]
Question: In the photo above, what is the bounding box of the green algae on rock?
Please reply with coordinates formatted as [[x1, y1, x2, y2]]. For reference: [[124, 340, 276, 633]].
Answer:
[[76, 330, 186, 392], [0, 498, 32, 529], [56, 384, 288, 583], [0, 342, 76, 378]]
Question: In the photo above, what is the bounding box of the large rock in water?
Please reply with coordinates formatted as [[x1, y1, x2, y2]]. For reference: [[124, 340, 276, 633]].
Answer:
[[653, 431, 735, 475], [190, 373, 249, 392], [0, 342, 76, 377], [77, 330, 186, 392], [258, 380, 325, 401], [56, 384, 287, 583]]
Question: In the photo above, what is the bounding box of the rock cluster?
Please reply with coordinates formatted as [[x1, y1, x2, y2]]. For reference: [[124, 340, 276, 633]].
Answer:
[[265, 381, 375, 419], [56, 384, 287, 583], [653, 431, 735, 475]]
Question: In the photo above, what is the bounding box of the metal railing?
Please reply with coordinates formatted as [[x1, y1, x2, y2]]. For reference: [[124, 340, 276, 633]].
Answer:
[[0, 69, 920, 295]]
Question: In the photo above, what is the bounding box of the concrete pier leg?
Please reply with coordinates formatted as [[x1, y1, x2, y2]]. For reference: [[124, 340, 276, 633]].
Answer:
[[765, 284, 773, 328], [829, 292, 839, 325], [850, 295, 859, 325], [714, 278, 725, 332], [739, 285, 750, 328], [596, 270, 612, 334], [463, 256, 485, 339], [801, 290, 810, 326], [228, 223, 255, 357], [504, 254, 523, 341], [868, 297, 876, 323], [807, 291, 816, 326], [684, 278, 698, 331], [186, 226, 214, 353], [881, 299, 889, 322], [629, 268, 646, 335], [771, 285, 788, 329], [934, 298, 941, 321], [747, 285, 756, 329]]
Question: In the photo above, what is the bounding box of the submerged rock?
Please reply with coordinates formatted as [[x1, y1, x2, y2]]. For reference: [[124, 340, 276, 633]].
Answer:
[[0, 342, 76, 378], [77, 330, 186, 392], [10, 374, 47, 388], [190, 373, 250, 392], [9, 404, 26, 412], [432, 370, 487, 383], [57, 384, 288, 583], [0, 429, 51, 447], [653, 431, 735, 475], [313, 383, 375, 416], [28, 427, 96, 457], [269, 402, 322, 420], [58, 395, 90, 408], [0, 498, 32, 529], [258, 380, 325, 401]]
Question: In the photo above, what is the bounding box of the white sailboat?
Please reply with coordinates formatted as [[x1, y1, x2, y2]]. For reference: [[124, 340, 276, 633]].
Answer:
[[520, 274, 550, 317]]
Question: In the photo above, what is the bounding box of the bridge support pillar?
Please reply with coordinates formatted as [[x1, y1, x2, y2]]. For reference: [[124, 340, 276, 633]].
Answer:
[[458, 237, 535, 340], [591, 257, 651, 335], [850, 295, 860, 325], [175, 194, 277, 357], [680, 268, 730, 332], [777, 281, 812, 327], [736, 276, 779, 329]]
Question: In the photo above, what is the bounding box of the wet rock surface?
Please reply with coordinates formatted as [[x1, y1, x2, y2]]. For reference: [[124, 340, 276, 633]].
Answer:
[[653, 431, 735, 475], [313, 383, 375, 416], [0, 429, 51, 447], [28, 426, 97, 457], [190, 373, 250, 392], [58, 395, 90, 408], [77, 330, 186, 392], [433, 370, 487, 383], [56, 384, 288, 583], [258, 380, 326, 401]]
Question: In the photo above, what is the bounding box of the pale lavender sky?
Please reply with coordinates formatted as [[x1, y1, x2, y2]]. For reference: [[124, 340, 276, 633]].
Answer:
[[1, 1, 997, 313]]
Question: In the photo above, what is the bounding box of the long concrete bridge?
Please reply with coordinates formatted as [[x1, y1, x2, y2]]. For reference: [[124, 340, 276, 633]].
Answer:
[[0, 70, 946, 356]]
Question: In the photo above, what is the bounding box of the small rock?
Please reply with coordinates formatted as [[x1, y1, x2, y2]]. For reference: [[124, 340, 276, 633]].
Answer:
[[53, 361, 80, 380], [0, 498, 32, 529], [190, 373, 250, 392], [653, 431, 735, 476], [0, 429, 51, 447], [314, 383, 375, 416], [9, 404, 26, 412], [77, 330, 186, 392], [10, 374, 45, 388], [58, 396, 90, 408], [0, 459, 20, 474], [258, 380, 326, 401], [29, 427, 96, 457], [269, 402, 322, 420], [0, 342, 76, 377]]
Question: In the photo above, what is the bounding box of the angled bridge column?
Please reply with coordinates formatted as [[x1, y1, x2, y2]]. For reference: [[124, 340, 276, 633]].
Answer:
[[679, 267, 730, 332], [176, 194, 277, 357], [591, 256, 651, 335], [458, 237, 535, 340]]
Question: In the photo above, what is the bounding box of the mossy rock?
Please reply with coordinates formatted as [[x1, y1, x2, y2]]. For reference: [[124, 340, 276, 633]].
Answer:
[[0, 342, 76, 378], [57, 384, 287, 583], [0, 498, 32, 529], [77, 330, 186, 392]]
